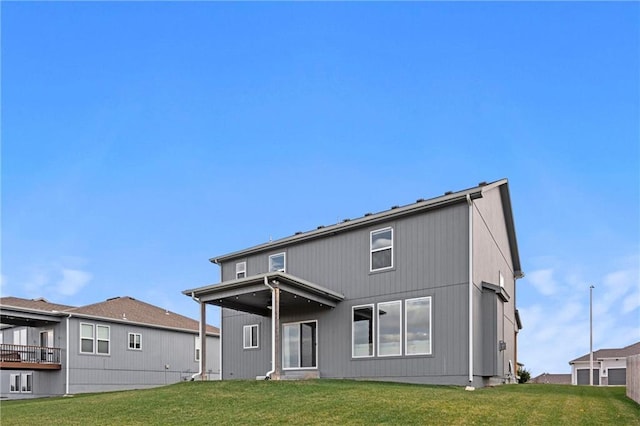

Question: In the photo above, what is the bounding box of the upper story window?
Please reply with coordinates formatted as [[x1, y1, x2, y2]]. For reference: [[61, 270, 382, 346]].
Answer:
[[243, 324, 259, 349], [236, 262, 247, 279], [370, 227, 393, 271], [269, 253, 286, 272], [128, 333, 142, 350]]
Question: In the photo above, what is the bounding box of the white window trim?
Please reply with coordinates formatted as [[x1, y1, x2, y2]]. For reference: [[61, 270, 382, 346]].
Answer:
[[13, 328, 27, 346], [195, 335, 201, 362], [21, 373, 32, 393], [282, 320, 318, 370], [80, 322, 95, 354], [377, 300, 402, 357], [9, 373, 32, 393], [236, 261, 247, 279], [370, 227, 394, 272], [9, 374, 20, 393], [269, 252, 286, 272], [405, 296, 432, 356], [128, 332, 142, 351], [80, 323, 110, 355], [96, 325, 110, 355], [499, 271, 505, 288], [352, 304, 375, 358], [243, 324, 259, 349]]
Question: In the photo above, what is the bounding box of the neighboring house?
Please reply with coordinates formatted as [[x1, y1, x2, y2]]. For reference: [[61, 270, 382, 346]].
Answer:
[[569, 341, 640, 386], [531, 373, 571, 385], [183, 179, 524, 387], [0, 296, 219, 399]]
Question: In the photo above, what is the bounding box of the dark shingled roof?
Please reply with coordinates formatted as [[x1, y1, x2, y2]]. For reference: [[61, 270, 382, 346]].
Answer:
[[1, 296, 218, 335], [569, 341, 640, 363], [531, 373, 571, 385], [0, 296, 75, 312]]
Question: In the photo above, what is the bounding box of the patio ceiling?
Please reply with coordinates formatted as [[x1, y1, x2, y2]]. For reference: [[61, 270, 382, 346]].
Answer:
[[183, 272, 345, 317]]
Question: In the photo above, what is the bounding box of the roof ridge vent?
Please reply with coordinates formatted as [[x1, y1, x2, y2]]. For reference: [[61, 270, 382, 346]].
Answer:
[[416, 198, 425, 203], [364, 212, 373, 216], [342, 218, 351, 222], [107, 296, 120, 301], [295, 231, 303, 235], [33, 297, 49, 302], [478, 181, 488, 186], [390, 205, 400, 209], [317, 225, 325, 229], [444, 191, 453, 195]]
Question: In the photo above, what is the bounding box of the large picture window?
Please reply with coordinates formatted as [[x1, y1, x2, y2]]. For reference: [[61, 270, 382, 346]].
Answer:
[[243, 324, 259, 349], [352, 305, 374, 357], [377, 301, 402, 356], [370, 227, 393, 271], [269, 253, 286, 272], [405, 297, 432, 355], [283, 321, 317, 369]]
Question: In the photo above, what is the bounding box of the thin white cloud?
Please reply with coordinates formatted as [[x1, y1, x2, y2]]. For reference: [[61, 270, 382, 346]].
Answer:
[[527, 268, 557, 296], [9, 260, 92, 300], [56, 268, 91, 296]]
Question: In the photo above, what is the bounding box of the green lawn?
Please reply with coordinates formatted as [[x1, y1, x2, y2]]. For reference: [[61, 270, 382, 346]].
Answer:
[[2, 380, 639, 425]]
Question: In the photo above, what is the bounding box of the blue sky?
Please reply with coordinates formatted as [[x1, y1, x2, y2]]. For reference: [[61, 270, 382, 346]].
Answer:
[[2, 2, 638, 376]]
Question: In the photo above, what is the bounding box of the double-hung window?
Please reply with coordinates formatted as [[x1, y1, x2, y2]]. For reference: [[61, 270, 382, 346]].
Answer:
[[80, 323, 110, 355], [269, 253, 286, 272], [243, 324, 259, 349], [236, 262, 247, 279], [128, 333, 142, 350], [370, 227, 393, 271], [80, 323, 95, 353]]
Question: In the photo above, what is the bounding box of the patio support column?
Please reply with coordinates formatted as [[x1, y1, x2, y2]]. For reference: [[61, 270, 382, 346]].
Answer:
[[272, 284, 281, 380], [200, 301, 207, 380]]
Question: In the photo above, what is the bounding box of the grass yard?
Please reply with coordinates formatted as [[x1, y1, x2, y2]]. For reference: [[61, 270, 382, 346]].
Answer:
[[2, 380, 639, 425]]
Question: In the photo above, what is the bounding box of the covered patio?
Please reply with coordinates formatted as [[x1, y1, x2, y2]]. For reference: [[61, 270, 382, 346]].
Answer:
[[184, 271, 344, 380]]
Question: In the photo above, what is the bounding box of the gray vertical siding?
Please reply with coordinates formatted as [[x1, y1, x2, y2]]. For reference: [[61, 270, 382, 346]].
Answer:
[[219, 186, 520, 386], [67, 318, 220, 394], [221, 202, 475, 384]]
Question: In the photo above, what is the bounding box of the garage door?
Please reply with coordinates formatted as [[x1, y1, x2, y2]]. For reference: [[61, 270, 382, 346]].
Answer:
[[608, 368, 626, 385], [577, 368, 599, 385]]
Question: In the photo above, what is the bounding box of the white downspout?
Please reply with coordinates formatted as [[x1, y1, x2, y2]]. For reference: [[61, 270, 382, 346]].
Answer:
[[190, 292, 203, 380], [65, 315, 71, 395], [467, 194, 474, 384], [264, 276, 276, 379]]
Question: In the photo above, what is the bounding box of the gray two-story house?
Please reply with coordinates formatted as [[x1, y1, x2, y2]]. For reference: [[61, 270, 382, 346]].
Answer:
[[184, 179, 523, 387], [1, 296, 219, 399]]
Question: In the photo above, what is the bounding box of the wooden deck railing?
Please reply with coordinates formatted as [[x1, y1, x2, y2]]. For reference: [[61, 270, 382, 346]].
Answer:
[[0, 343, 61, 366]]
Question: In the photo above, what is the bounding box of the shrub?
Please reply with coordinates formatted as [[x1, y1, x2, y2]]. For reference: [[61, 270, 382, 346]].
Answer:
[[518, 367, 531, 383]]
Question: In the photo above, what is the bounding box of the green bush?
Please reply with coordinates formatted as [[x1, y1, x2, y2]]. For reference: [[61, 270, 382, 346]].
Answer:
[[518, 367, 531, 383]]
